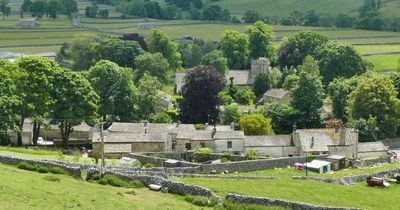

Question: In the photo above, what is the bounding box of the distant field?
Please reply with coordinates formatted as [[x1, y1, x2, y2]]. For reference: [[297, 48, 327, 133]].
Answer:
[[1, 10, 400, 72]]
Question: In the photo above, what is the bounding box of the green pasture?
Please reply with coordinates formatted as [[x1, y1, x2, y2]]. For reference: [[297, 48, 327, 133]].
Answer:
[[0, 164, 204, 210], [367, 54, 400, 72], [176, 163, 400, 210], [354, 45, 400, 55]]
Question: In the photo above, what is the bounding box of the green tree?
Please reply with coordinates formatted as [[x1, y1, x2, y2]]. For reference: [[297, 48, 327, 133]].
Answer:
[[46, 0, 61, 20], [147, 30, 182, 69], [282, 74, 299, 91], [16, 57, 59, 145], [328, 76, 361, 120], [31, 0, 47, 18], [240, 114, 273, 135], [202, 5, 222, 21], [135, 52, 169, 82], [67, 34, 100, 70], [291, 61, 325, 128], [220, 30, 249, 69], [264, 102, 301, 134], [0, 0, 11, 20], [87, 60, 136, 122], [0, 63, 20, 134], [348, 75, 400, 140], [235, 88, 256, 105], [180, 65, 226, 124], [247, 21, 274, 60], [319, 41, 369, 85], [97, 38, 144, 69], [21, 0, 32, 17], [253, 73, 270, 97], [59, 0, 78, 17], [135, 73, 162, 120], [269, 68, 283, 88], [299, 55, 320, 76], [52, 69, 99, 148], [223, 103, 241, 125], [201, 50, 228, 75], [391, 72, 400, 98], [150, 112, 173, 123], [242, 10, 262, 23], [277, 31, 328, 68]]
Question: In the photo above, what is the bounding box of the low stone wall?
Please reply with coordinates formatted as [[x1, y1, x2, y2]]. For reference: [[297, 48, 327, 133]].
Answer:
[[0, 155, 81, 177], [382, 139, 400, 149], [128, 153, 200, 168], [198, 156, 307, 174], [293, 166, 400, 186], [351, 156, 391, 168], [173, 174, 277, 180], [225, 193, 361, 210], [161, 180, 214, 197]]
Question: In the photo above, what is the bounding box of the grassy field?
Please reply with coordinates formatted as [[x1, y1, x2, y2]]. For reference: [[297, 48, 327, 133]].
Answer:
[[0, 163, 206, 210], [176, 163, 400, 210], [204, 0, 400, 19]]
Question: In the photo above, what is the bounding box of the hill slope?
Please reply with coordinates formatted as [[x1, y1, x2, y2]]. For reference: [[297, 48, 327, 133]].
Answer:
[[205, 0, 398, 17]]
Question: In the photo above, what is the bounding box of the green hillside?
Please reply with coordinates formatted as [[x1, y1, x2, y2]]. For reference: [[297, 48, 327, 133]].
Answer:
[[205, 0, 399, 17]]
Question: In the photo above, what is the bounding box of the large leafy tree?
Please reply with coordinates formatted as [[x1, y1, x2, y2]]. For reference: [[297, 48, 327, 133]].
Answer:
[[253, 73, 271, 97], [328, 76, 362, 120], [0, 62, 21, 134], [348, 75, 400, 140], [264, 102, 301, 134], [291, 60, 325, 128], [247, 21, 274, 60], [239, 114, 273, 135], [67, 34, 101, 70], [135, 73, 162, 120], [135, 52, 169, 82], [201, 50, 228, 75], [180, 65, 226, 124], [319, 41, 369, 85], [52, 70, 99, 148], [97, 38, 144, 69], [87, 60, 136, 122], [147, 30, 182, 69], [220, 30, 249, 69], [15, 57, 59, 145], [59, 0, 78, 17], [0, 0, 11, 20], [277, 31, 328, 68], [222, 103, 241, 125]]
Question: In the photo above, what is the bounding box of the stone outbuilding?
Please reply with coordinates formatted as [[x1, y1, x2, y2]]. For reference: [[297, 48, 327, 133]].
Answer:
[[262, 89, 291, 103]]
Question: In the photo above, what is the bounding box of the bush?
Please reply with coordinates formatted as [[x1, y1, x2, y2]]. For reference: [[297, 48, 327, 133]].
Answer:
[[37, 166, 49, 173], [17, 162, 37, 171], [219, 91, 234, 105], [239, 114, 273, 135], [184, 195, 217, 207], [194, 147, 213, 162], [222, 151, 233, 161], [150, 112, 173, 123], [72, 149, 81, 163], [49, 167, 68, 175], [143, 163, 155, 168], [126, 180, 145, 189], [43, 175, 60, 182], [57, 150, 65, 161], [245, 150, 260, 160], [194, 123, 206, 130], [90, 173, 101, 181], [235, 88, 256, 105], [0, 133, 11, 146], [99, 175, 126, 187]]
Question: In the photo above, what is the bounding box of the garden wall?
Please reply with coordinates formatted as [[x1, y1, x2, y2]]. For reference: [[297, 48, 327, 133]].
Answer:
[[350, 156, 392, 168], [225, 193, 362, 210]]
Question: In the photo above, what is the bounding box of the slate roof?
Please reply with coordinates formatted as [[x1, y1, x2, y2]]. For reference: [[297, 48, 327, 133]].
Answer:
[[263, 89, 290, 99], [358, 142, 388, 153], [176, 131, 213, 141], [297, 130, 334, 152], [93, 132, 166, 143], [213, 131, 245, 139], [245, 135, 292, 147], [108, 122, 195, 134]]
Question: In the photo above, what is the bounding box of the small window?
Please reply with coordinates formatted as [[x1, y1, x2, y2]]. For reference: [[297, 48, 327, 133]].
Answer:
[[185, 143, 192, 150], [200, 142, 205, 148], [172, 140, 176, 150], [227, 141, 232, 149]]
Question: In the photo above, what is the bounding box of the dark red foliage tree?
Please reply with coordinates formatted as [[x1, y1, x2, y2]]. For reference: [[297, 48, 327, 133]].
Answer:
[[179, 65, 226, 124]]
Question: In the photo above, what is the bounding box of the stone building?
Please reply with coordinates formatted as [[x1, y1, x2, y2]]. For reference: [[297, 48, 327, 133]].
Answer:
[[262, 89, 291, 103], [245, 135, 296, 158], [19, 19, 37, 27]]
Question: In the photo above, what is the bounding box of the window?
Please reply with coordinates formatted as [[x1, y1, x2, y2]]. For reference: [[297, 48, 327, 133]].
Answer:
[[200, 142, 205, 148], [172, 140, 176, 150], [185, 143, 192, 150], [227, 141, 232, 149]]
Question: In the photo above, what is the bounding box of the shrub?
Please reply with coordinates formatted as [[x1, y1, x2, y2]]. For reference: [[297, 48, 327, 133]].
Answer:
[[57, 150, 65, 161], [218, 91, 234, 105], [143, 163, 155, 168], [49, 167, 68, 175], [126, 180, 145, 189], [43, 175, 60, 182], [0, 133, 11, 146], [37, 166, 49, 173], [184, 195, 217, 207], [150, 112, 173, 123], [194, 124, 206, 130], [90, 173, 101, 181], [17, 162, 37, 171], [125, 190, 136, 195], [245, 150, 260, 160], [222, 151, 233, 161], [240, 114, 273, 135], [235, 88, 256, 105], [72, 149, 81, 163], [100, 175, 126, 187], [194, 147, 213, 162]]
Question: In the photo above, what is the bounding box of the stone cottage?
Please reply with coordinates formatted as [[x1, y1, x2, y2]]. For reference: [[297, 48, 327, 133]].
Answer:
[[262, 88, 291, 103]]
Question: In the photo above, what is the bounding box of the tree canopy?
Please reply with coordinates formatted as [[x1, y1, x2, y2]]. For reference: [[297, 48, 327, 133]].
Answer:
[[201, 50, 228, 75], [239, 114, 273, 135], [247, 21, 274, 60], [220, 30, 249, 69], [180, 65, 226, 124], [147, 30, 182, 69]]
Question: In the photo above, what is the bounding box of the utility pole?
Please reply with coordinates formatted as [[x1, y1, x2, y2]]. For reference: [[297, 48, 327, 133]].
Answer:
[[100, 121, 105, 177]]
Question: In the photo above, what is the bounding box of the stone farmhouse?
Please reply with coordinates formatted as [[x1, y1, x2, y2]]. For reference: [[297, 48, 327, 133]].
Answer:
[[175, 58, 270, 94], [92, 122, 388, 159]]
